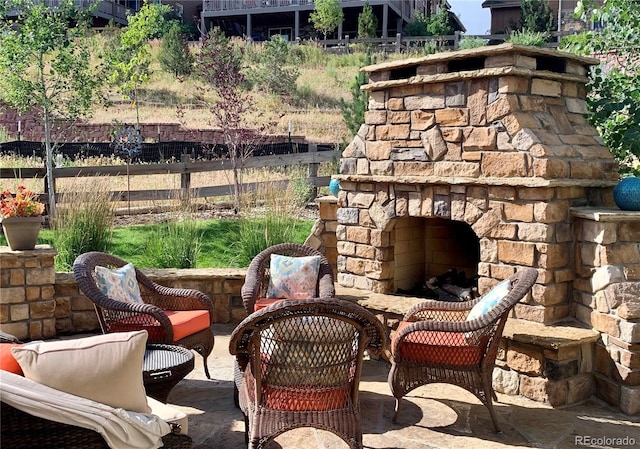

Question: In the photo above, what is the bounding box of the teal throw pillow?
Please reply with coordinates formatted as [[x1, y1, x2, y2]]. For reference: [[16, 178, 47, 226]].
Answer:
[[266, 254, 321, 300], [466, 279, 511, 322], [95, 263, 143, 304]]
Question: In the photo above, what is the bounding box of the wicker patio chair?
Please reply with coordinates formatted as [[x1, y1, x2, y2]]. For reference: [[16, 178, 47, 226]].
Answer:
[[0, 402, 193, 449], [241, 242, 335, 314], [73, 251, 215, 379], [388, 267, 538, 432], [229, 298, 388, 449]]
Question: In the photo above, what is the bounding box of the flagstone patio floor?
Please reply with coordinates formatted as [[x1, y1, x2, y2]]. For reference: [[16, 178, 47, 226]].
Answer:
[[167, 323, 640, 449]]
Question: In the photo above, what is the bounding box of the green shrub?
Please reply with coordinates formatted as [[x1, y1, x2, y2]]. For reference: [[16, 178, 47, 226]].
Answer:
[[290, 177, 314, 207], [458, 37, 487, 50], [140, 214, 202, 268], [231, 214, 305, 267], [507, 30, 548, 47], [53, 178, 115, 271]]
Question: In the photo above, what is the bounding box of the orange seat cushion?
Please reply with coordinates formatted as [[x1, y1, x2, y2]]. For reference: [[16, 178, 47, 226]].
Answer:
[[392, 321, 485, 366], [110, 310, 210, 342], [245, 368, 350, 411], [263, 384, 351, 411], [1, 343, 24, 375], [255, 298, 283, 311]]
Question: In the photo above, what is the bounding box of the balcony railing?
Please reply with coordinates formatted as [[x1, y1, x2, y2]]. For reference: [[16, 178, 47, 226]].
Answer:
[[202, 0, 406, 13]]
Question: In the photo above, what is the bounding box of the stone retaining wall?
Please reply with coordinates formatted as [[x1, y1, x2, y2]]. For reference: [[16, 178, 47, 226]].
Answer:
[[0, 245, 246, 341]]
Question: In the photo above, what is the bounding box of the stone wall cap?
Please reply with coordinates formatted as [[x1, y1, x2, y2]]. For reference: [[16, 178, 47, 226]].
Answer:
[[143, 267, 246, 280], [503, 318, 600, 348], [316, 195, 338, 204], [0, 244, 57, 256], [361, 43, 600, 74], [571, 207, 640, 222], [362, 66, 590, 92]]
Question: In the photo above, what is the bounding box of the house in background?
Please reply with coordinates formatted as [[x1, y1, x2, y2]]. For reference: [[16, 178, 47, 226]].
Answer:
[[4, 0, 464, 41], [199, 0, 465, 42], [481, 0, 602, 34]]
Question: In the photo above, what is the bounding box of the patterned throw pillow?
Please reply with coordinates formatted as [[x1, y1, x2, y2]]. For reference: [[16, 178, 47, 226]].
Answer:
[[466, 279, 511, 322], [95, 263, 143, 304], [266, 254, 321, 300]]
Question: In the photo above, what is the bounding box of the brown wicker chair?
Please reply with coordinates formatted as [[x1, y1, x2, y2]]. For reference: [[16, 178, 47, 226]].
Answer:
[[388, 268, 538, 432], [73, 251, 215, 379], [0, 402, 193, 449], [229, 298, 388, 449], [241, 242, 335, 314]]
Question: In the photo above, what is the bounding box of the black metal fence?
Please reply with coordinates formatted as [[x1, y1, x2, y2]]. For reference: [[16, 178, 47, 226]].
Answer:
[[0, 140, 336, 163]]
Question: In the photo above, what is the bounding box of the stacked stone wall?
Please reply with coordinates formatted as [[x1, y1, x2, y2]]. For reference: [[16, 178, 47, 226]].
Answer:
[[572, 210, 640, 414], [0, 246, 57, 340]]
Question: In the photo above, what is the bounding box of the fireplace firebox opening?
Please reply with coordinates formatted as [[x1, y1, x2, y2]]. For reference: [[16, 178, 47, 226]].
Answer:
[[393, 217, 480, 300]]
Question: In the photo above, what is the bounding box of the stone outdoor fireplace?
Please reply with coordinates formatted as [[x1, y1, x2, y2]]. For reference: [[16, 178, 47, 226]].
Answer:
[[335, 43, 618, 323], [305, 44, 640, 413]]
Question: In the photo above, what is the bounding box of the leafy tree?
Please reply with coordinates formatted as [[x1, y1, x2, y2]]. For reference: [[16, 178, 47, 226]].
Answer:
[[520, 0, 554, 33], [159, 22, 194, 78], [246, 35, 299, 96], [405, 7, 453, 37], [104, 1, 172, 128], [0, 0, 103, 217], [194, 28, 253, 211], [340, 53, 371, 137], [426, 6, 453, 36], [561, 0, 640, 175], [310, 0, 343, 40], [358, 0, 377, 39]]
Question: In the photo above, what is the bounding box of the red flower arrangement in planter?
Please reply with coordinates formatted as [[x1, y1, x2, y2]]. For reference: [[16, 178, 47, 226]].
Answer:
[[0, 185, 45, 218], [1, 186, 45, 251]]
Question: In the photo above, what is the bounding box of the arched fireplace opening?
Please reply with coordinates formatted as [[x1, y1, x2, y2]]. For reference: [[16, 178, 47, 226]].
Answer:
[[393, 217, 480, 300]]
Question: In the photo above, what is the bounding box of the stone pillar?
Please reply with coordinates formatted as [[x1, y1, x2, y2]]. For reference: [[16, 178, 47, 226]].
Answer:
[[572, 208, 640, 414], [0, 245, 57, 341], [305, 196, 339, 278]]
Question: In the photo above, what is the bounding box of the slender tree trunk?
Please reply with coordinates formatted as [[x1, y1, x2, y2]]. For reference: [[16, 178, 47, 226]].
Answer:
[[44, 108, 56, 218]]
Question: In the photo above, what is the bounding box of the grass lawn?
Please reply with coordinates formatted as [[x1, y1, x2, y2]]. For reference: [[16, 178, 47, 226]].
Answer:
[[1, 218, 314, 270]]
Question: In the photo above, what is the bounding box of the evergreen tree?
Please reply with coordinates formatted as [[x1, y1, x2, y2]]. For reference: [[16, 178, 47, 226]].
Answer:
[[159, 23, 194, 78], [358, 0, 377, 39], [340, 53, 372, 137], [519, 0, 554, 33]]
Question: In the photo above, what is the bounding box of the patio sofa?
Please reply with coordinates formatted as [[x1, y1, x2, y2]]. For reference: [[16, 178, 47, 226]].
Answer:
[[0, 330, 192, 449]]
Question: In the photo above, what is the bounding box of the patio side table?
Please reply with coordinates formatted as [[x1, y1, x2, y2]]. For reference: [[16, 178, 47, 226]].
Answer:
[[143, 344, 195, 402]]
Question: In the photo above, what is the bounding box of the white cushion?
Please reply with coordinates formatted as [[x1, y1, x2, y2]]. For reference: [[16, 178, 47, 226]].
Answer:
[[148, 396, 189, 435], [11, 330, 151, 413], [95, 263, 143, 303], [0, 371, 171, 449], [266, 254, 321, 299]]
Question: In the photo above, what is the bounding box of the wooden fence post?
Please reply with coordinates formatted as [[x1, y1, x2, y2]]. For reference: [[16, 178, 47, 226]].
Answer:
[[395, 33, 402, 53], [180, 153, 191, 203], [308, 143, 318, 199]]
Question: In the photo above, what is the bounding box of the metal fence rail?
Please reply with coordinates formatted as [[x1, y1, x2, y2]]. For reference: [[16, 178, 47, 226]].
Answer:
[[0, 140, 336, 163]]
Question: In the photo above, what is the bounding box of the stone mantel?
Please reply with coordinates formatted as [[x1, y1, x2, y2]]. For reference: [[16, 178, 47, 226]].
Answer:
[[338, 175, 618, 188]]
